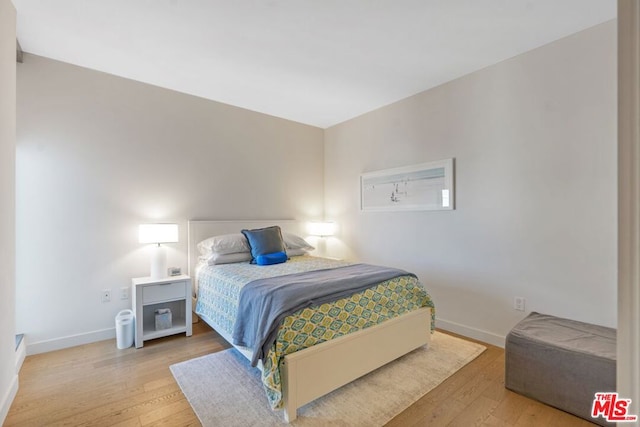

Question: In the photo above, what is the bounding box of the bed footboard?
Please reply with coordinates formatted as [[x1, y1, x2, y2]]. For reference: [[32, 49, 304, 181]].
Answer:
[[280, 307, 432, 422]]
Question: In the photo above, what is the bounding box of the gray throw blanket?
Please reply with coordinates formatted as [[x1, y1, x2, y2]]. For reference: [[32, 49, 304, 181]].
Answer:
[[232, 263, 416, 366]]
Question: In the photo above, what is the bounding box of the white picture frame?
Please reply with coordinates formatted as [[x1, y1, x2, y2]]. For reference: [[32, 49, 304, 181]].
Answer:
[[360, 158, 455, 212]]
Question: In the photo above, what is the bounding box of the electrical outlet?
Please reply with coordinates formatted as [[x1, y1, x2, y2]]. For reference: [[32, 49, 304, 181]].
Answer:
[[514, 296, 526, 312], [101, 289, 111, 303], [120, 286, 129, 300]]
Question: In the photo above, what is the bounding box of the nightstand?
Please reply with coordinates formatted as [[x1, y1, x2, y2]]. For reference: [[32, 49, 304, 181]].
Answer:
[[131, 275, 192, 348]]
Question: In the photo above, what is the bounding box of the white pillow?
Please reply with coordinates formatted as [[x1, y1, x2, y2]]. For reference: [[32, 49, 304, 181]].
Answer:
[[203, 252, 253, 265], [197, 232, 314, 260], [282, 233, 314, 252], [286, 248, 307, 257], [197, 233, 250, 256]]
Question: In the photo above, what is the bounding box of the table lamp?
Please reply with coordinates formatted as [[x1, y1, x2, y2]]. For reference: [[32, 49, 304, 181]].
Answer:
[[139, 223, 178, 279], [308, 221, 336, 238]]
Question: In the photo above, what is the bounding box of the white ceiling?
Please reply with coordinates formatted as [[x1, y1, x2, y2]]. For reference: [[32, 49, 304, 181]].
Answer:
[[13, 0, 616, 128]]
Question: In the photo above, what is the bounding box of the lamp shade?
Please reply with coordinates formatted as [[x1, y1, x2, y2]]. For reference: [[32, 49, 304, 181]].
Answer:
[[138, 223, 179, 244], [308, 221, 336, 237]]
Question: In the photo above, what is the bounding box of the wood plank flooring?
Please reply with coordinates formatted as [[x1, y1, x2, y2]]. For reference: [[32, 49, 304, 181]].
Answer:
[[5, 323, 595, 426]]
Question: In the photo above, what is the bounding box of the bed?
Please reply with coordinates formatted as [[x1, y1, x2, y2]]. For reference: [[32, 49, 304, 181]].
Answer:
[[187, 220, 435, 422]]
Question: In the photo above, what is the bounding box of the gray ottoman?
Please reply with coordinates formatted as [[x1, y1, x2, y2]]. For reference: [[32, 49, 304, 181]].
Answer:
[[505, 312, 616, 426]]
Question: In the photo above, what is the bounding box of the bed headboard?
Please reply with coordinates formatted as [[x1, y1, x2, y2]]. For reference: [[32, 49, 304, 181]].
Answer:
[[187, 220, 307, 277]]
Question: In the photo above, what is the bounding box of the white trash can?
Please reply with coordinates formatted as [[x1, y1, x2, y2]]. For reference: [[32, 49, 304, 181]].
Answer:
[[115, 309, 135, 349]]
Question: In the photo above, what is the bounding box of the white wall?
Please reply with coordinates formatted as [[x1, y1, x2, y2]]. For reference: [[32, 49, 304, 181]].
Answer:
[[617, 0, 640, 416], [16, 54, 324, 354], [14, 19, 618, 353], [0, 0, 17, 422], [324, 21, 617, 346]]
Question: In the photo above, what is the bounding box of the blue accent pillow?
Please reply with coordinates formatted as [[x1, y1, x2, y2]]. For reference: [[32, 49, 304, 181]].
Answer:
[[255, 251, 288, 266], [241, 226, 287, 264]]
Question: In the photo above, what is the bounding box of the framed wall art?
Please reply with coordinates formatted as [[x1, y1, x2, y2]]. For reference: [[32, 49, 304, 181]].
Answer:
[[360, 158, 454, 212]]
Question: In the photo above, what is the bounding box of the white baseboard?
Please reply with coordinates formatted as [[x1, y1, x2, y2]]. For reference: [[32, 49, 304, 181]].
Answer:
[[15, 338, 25, 373], [23, 319, 504, 355], [436, 317, 506, 348], [26, 327, 116, 355], [0, 373, 18, 426]]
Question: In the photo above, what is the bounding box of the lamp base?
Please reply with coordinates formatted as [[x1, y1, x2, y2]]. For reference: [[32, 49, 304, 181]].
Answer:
[[150, 244, 167, 280]]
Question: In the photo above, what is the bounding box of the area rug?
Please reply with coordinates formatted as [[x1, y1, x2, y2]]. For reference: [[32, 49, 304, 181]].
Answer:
[[170, 331, 485, 426]]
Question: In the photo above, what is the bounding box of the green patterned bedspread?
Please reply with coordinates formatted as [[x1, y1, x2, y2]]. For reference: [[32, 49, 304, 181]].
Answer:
[[195, 256, 435, 409]]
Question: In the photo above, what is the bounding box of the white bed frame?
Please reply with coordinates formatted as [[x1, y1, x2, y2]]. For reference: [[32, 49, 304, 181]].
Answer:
[[188, 220, 431, 422]]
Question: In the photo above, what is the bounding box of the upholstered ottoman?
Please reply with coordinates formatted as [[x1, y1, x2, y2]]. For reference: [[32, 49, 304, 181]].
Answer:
[[505, 312, 616, 426]]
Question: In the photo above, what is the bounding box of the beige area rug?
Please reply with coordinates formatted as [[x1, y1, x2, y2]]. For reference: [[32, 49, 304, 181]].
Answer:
[[170, 331, 485, 426]]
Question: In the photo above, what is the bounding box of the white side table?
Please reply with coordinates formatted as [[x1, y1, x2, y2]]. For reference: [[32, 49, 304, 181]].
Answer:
[[131, 275, 192, 348]]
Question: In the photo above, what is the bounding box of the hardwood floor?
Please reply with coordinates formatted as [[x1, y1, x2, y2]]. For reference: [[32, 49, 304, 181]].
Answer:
[[6, 323, 595, 426]]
